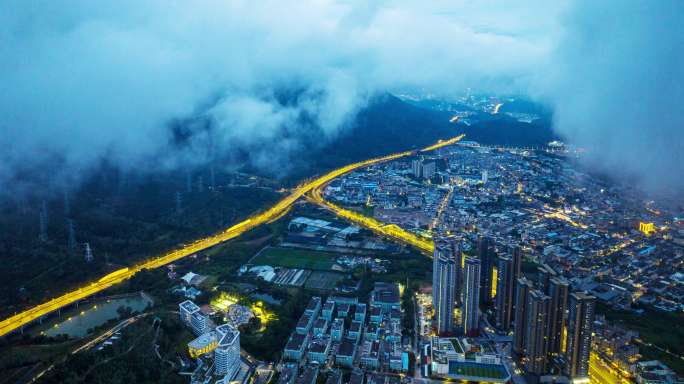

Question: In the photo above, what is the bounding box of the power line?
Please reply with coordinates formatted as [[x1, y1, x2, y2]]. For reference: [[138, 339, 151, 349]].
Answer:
[[198, 176, 203, 192], [211, 167, 215, 191], [67, 219, 77, 249], [175, 191, 182, 215], [187, 173, 192, 193], [42, 200, 49, 226], [39, 212, 49, 242], [64, 189, 70, 215]]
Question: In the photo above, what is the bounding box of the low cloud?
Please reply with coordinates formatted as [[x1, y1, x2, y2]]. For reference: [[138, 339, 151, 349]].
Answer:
[[534, 1, 684, 189], [0, 0, 547, 193], [4, 1, 680, 193]]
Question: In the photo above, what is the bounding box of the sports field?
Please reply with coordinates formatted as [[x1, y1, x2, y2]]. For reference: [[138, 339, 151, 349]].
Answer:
[[304, 271, 342, 290], [452, 365, 505, 379], [252, 248, 335, 271]]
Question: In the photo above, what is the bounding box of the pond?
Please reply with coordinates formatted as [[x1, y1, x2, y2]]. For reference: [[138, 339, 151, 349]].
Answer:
[[250, 293, 282, 305], [28, 296, 148, 337]]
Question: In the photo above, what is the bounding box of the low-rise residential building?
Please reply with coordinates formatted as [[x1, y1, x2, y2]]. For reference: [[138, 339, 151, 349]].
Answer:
[[308, 335, 332, 365], [277, 366, 298, 384], [336, 338, 357, 367], [371, 283, 401, 314], [284, 333, 309, 362], [313, 317, 329, 336], [370, 306, 383, 323], [355, 303, 367, 322], [360, 340, 382, 369], [349, 371, 364, 384], [349, 320, 363, 342], [322, 300, 336, 321], [331, 318, 344, 342], [388, 340, 404, 371], [326, 371, 343, 384], [296, 367, 319, 384], [366, 322, 379, 340], [296, 312, 315, 335], [338, 303, 350, 318], [305, 297, 323, 317]]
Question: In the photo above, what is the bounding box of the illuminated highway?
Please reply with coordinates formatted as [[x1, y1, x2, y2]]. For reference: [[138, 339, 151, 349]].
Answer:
[[0, 134, 464, 338], [308, 185, 435, 255], [493, 104, 503, 114], [589, 353, 621, 384]]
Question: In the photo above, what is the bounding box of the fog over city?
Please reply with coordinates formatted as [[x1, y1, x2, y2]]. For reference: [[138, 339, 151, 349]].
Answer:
[[1, 0, 682, 191]]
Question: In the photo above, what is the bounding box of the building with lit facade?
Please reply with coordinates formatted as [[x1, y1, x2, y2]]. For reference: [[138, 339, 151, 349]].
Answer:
[[462, 256, 481, 334], [433, 243, 457, 334], [495, 256, 514, 330], [566, 293, 596, 378], [180, 300, 211, 336], [524, 290, 550, 375], [513, 278, 534, 355], [188, 332, 218, 358], [547, 278, 569, 357], [215, 324, 241, 380], [538, 264, 557, 295], [477, 235, 494, 304]]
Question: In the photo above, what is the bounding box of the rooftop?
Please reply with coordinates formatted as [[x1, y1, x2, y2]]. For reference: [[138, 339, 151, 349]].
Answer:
[[372, 283, 401, 304], [284, 333, 308, 351], [306, 297, 322, 313], [338, 338, 357, 357]]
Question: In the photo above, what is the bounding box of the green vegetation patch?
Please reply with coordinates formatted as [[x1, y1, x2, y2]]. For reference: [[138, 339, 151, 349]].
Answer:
[[251, 248, 335, 271], [450, 339, 463, 353]]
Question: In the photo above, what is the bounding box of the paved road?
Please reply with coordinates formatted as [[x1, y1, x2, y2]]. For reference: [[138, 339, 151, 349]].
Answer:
[[73, 314, 148, 354], [589, 354, 621, 384]]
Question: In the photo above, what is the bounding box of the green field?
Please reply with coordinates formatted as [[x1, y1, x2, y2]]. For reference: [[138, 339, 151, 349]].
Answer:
[[452, 366, 505, 379], [251, 248, 335, 271], [305, 271, 342, 290]]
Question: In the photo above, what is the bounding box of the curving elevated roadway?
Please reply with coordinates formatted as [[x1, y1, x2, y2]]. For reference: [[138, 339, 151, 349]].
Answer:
[[0, 134, 463, 338]]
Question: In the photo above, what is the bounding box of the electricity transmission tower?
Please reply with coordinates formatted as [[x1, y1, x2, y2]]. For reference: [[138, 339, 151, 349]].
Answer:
[[85, 243, 93, 261], [211, 167, 215, 191], [64, 189, 70, 215], [198, 176, 203, 192], [67, 219, 77, 249], [187, 174, 192, 193], [39, 212, 49, 242], [175, 191, 182, 215]]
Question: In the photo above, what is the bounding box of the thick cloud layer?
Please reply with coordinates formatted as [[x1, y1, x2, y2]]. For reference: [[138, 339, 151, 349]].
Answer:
[[535, 1, 684, 189], [0, 0, 550, 191], [1, 0, 682, 192]]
